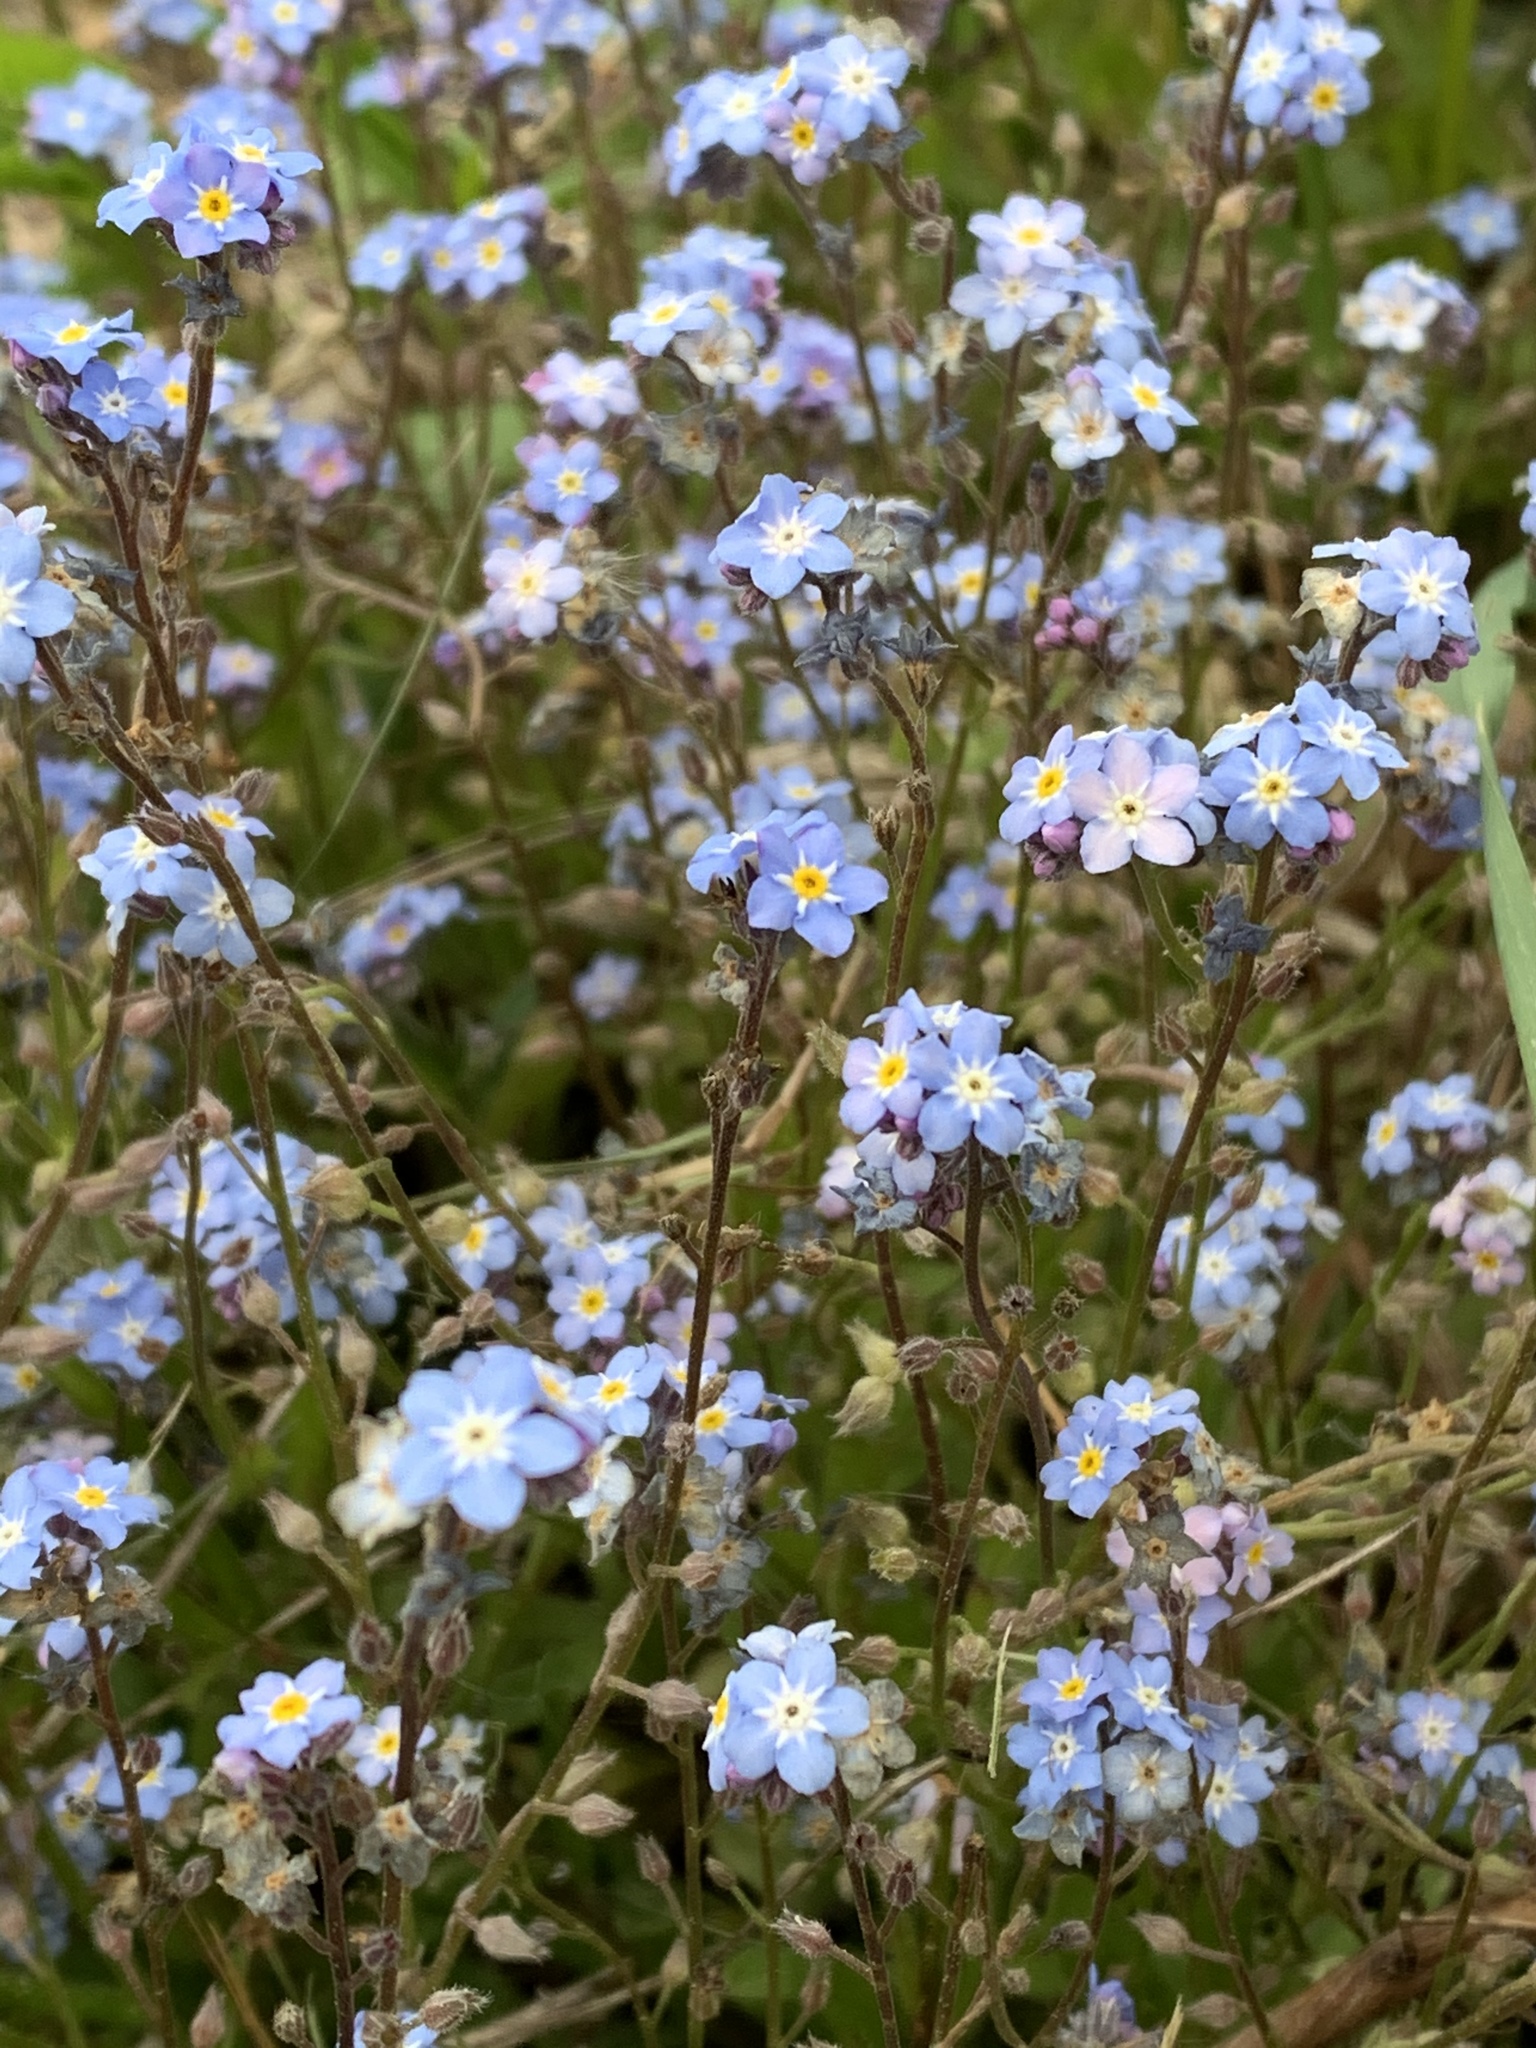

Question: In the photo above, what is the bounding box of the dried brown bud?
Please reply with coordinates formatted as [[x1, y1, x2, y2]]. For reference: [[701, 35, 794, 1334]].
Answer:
[[897, 1335, 943, 1376], [1134, 1911, 1191, 1956], [301, 1161, 371, 1223], [848, 1633, 901, 1676], [1061, 1252, 1107, 1295], [869, 805, 901, 854], [348, 1612, 395, 1673], [1044, 1918, 1093, 1951], [176, 1855, 214, 1898], [273, 2004, 310, 2047], [417, 1989, 489, 2035], [336, 1317, 375, 1388]]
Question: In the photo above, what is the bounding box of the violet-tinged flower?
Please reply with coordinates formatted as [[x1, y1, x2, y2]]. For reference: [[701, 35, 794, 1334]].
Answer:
[[483, 537, 583, 639], [149, 141, 273, 258], [839, 1010, 926, 1132], [1069, 730, 1201, 872], [522, 437, 618, 526]]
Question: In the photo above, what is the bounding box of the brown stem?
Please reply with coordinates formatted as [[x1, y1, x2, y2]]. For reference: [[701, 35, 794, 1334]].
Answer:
[[1115, 843, 1275, 1373], [85, 1628, 180, 2048], [313, 1806, 357, 2045], [831, 1778, 903, 2048], [1168, 0, 1268, 335]]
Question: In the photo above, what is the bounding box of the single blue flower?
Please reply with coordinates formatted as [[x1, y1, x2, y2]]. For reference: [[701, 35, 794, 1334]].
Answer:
[[33, 1456, 160, 1548], [149, 140, 273, 259], [1356, 529, 1476, 661], [1020, 1641, 1111, 1721], [705, 1626, 870, 1795], [215, 1658, 362, 1769], [522, 437, 618, 526], [745, 816, 888, 957], [908, 1007, 1035, 1156], [0, 521, 78, 686], [1040, 1411, 1140, 1516], [1208, 715, 1337, 851], [711, 473, 853, 599], [68, 358, 167, 443], [794, 33, 908, 141], [394, 1346, 589, 1531]]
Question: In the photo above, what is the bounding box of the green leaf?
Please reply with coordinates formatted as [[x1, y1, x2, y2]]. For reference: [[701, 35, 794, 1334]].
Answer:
[[0, 31, 114, 105], [1437, 552, 1530, 742], [1447, 557, 1536, 1106]]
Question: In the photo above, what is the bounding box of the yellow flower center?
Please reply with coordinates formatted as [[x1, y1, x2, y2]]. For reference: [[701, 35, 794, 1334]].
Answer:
[[576, 1285, 608, 1318], [1074, 1444, 1106, 1479], [789, 860, 831, 901], [197, 183, 235, 224], [74, 1483, 109, 1510], [1255, 769, 1293, 804], [1058, 1673, 1088, 1701], [1036, 763, 1066, 798], [54, 321, 92, 345], [266, 1688, 311, 1724], [875, 1050, 908, 1089]]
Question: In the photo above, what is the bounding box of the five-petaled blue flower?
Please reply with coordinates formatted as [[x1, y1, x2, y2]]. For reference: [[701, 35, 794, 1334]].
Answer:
[[215, 1657, 363, 1769], [745, 816, 888, 957], [0, 516, 77, 687], [704, 1622, 870, 1795], [908, 1008, 1035, 1156], [393, 1345, 589, 1531], [1356, 529, 1476, 660], [711, 473, 853, 598]]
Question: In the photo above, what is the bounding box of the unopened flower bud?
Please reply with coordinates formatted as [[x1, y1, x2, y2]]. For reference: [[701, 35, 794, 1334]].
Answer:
[[1061, 1252, 1106, 1295], [190, 1985, 227, 2048], [262, 1491, 323, 1553], [240, 1273, 285, 1330], [870, 1544, 920, 1583], [336, 1316, 375, 1388], [705, 1854, 735, 1890], [564, 1793, 633, 1837], [0, 891, 28, 940], [1045, 1918, 1093, 1951], [636, 1834, 672, 1886], [897, 1335, 943, 1376], [848, 1634, 900, 1676], [349, 1612, 395, 1673], [427, 1608, 472, 1678], [301, 1161, 371, 1223], [1134, 1911, 1191, 1956], [776, 1910, 834, 1958]]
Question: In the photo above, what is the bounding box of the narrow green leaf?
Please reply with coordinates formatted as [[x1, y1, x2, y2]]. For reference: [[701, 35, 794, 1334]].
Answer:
[[1447, 557, 1536, 1104], [1437, 553, 1530, 742]]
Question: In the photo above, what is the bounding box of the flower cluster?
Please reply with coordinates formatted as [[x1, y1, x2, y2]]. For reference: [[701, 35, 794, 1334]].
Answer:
[[350, 189, 547, 298], [830, 990, 1094, 1231], [665, 28, 911, 198], [1430, 1157, 1535, 1295], [31, 1260, 182, 1386], [79, 788, 294, 963], [1362, 1074, 1501, 1185]]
